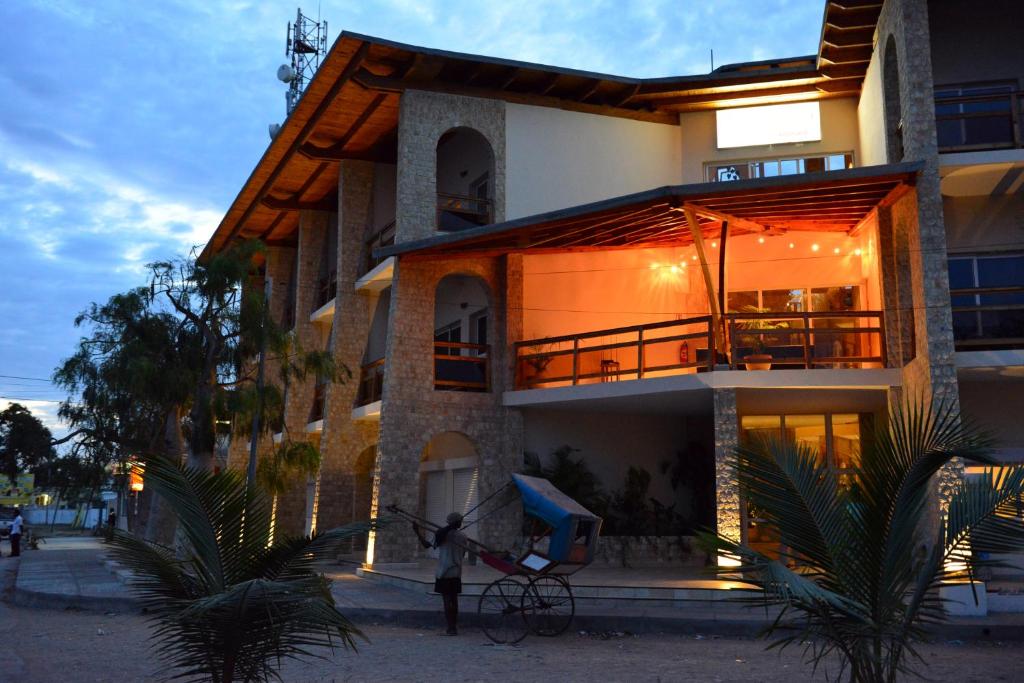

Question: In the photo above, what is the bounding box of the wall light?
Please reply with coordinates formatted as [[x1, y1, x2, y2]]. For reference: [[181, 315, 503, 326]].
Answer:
[[711, 241, 718, 248], [811, 243, 820, 252], [758, 236, 765, 244], [691, 254, 698, 261], [854, 248, 862, 256], [788, 242, 795, 249], [833, 247, 841, 255]]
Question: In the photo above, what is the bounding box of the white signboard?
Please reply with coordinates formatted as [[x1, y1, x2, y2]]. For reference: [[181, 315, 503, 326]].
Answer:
[[716, 102, 822, 149]]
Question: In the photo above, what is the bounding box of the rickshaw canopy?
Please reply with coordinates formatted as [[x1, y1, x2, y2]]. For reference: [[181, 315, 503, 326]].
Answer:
[[512, 474, 602, 564]]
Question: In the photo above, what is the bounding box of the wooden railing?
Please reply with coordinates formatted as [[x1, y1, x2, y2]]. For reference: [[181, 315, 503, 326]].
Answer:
[[935, 88, 1022, 153], [355, 359, 385, 407], [515, 316, 715, 389], [725, 310, 886, 370], [434, 341, 489, 391], [950, 284, 1024, 350], [363, 220, 396, 275], [437, 192, 492, 231], [314, 270, 337, 311]]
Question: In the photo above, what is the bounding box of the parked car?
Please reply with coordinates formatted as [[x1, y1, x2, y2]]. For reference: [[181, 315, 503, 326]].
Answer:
[[0, 507, 16, 538]]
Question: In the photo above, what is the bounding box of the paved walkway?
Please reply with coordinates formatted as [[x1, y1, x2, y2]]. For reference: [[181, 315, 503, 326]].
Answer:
[[7, 539, 1024, 641]]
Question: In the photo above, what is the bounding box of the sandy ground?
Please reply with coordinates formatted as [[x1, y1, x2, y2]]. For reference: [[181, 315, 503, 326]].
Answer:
[[1, 559, 1020, 682]]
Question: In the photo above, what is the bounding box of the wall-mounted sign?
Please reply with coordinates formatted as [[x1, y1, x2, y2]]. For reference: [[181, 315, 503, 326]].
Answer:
[[716, 102, 822, 149]]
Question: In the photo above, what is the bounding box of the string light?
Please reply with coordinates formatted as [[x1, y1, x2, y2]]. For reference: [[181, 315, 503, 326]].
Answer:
[[811, 243, 820, 252], [833, 247, 841, 254]]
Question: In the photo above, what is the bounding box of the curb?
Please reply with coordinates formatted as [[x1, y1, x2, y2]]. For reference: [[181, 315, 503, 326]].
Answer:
[[11, 586, 142, 614]]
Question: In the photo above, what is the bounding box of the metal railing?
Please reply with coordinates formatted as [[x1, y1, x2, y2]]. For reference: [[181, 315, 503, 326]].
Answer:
[[434, 341, 490, 391], [363, 220, 396, 275], [355, 359, 385, 407], [725, 310, 886, 370], [515, 316, 715, 389], [437, 192, 492, 231], [950, 284, 1024, 350], [935, 88, 1022, 153]]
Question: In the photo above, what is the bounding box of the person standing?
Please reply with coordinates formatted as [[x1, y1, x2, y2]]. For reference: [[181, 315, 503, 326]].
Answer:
[[413, 512, 471, 636], [105, 508, 117, 543], [9, 508, 23, 557]]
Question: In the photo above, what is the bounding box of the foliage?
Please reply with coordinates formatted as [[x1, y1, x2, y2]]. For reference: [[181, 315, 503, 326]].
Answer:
[[0, 403, 55, 483], [109, 455, 376, 682], [523, 446, 606, 516], [734, 305, 790, 355], [700, 399, 1024, 683]]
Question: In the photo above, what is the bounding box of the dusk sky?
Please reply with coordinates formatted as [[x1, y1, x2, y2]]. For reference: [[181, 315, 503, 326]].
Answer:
[[0, 0, 824, 434]]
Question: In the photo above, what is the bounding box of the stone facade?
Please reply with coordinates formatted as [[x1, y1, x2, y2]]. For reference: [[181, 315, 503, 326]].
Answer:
[[712, 388, 741, 545], [395, 90, 506, 243]]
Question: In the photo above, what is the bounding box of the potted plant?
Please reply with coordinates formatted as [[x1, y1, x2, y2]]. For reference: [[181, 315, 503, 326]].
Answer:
[[735, 306, 789, 370], [520, 340, 556, 385]]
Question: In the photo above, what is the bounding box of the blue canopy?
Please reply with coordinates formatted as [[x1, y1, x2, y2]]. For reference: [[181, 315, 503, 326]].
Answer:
[[512, 474, 601, 563]]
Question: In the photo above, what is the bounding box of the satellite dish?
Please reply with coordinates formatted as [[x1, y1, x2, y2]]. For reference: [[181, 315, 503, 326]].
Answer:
[[268, 123, 282, 140], [276, 64, 296, 83]]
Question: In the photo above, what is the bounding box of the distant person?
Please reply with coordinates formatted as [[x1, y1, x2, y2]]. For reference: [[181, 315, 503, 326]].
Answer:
[[105, 509, 117, 543], [9, 508, 23, 557], [412, 512, 472, 636]]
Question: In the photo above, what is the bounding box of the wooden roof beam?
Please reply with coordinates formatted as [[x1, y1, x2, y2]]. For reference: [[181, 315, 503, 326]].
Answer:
[[261, 195, 337, 212], [298, 92, 389, 160], [683, 202, 768, 233]]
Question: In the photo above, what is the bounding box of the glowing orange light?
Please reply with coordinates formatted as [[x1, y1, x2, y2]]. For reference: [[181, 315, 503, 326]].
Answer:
[[758, 236, 765, 244], [670, 265, 680, 274], [711, 241, 718, 248], [649, 263, 660, 270], [788, 242, 795, 249], [854, 248, 862, 256], [811, 243, 820, 252], [691, 255, 698, 261]]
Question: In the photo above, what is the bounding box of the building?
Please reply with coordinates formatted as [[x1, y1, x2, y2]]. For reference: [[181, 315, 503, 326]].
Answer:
[[203, 0, 1024, 567]]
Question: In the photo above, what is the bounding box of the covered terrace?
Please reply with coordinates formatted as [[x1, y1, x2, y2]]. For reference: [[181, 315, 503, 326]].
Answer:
[[380, 163, 919, 391]]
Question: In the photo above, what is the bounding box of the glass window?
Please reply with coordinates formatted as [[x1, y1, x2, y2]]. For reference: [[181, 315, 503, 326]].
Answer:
[[805, 157, 825, 174], [779, 159, 801, 175], [708, 152, 854, 182], [741, 415, 782, 447], [728, 290, 758, 313], [784, 414, 827, 466], [762, 289, 805, 312], [434, 322, 461, 356], [947, 254, 1024, 344], [715, 164, 747, 182]]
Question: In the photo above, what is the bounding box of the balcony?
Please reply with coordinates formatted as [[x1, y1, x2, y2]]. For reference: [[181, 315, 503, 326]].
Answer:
[[434, 342, 489, 391], [363, 221, 395, 275], [355, 359, 385, 407], [309, 382, 326, 423], [935, 83, 1022, 154], [314, 271, 337, 312], [437, 192, 492, 232], [951, 284, 1024, 351], [515, 312, 886, 390]]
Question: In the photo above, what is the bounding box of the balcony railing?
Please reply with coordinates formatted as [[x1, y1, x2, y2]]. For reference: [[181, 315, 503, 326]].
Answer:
[[363, 220, 396, 275], [314, 270, 337, 311], [355, 359, 385, 407], [514, 311, 887, 389], [515, 316, 715, 389], [437, 192, 492, 232], [725, 311, 886, 370], [951, 284, 1024, 350], [308, 383, 327, 423], [434, 342, 489, 391], [935, 86, 1022, 153]]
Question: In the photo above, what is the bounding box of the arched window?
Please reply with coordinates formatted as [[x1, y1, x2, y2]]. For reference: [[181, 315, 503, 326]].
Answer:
[[419, 432, 480, 543], [436, 127, 495, 232], [882, 36, 904, 163], [434, 274, 490, 392]]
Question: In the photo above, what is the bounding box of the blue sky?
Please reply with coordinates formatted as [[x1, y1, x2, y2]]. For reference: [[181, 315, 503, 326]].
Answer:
[[0, 0, 824, 433]]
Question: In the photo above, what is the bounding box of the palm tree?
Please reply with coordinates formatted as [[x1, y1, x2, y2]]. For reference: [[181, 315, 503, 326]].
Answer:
[[109, 456, 376, 682], [702, 399, 1024, 682]]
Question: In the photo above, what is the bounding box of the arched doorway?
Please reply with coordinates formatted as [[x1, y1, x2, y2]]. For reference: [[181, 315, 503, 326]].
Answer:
[[434, 274, 490, 392], [419, 432, 480, 555], [436, 127, 495, 231]]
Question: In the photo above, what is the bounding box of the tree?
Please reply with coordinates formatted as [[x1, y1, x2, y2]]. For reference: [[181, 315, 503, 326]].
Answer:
[[109, 456, 375, 682], [702, 400, 1024, 682], [0, 403, 55, 485]]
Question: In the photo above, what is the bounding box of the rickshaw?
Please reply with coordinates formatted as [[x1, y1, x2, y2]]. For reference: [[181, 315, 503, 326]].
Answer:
[[388, 473, 602, 643]]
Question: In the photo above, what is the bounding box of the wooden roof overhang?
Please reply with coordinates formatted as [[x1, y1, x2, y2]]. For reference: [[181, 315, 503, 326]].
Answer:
[[205, 9, 886, 260], [378, 163, 922, 261]]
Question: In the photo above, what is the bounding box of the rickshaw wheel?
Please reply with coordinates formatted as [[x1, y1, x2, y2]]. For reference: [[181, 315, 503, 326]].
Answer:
[[478, 575, 530, 644], [522, 575, 575, 637]]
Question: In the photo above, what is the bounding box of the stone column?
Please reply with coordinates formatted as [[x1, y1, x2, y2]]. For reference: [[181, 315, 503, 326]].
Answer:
[[316, 160, 380, 535], [713, 388, 742, 548]]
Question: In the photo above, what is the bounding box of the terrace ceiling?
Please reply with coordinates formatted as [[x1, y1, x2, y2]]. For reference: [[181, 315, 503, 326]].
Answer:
[[205, 2, 883, 258], [379, 164, 920, 260]]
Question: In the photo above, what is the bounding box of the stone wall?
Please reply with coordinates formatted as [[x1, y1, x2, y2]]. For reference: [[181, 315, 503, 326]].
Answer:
[[712, 388, 741, 546], [876, 0, 963, 503], [315, 160, 381, 533], [395, 90, 506, 243], [369, 255, 523, 564]]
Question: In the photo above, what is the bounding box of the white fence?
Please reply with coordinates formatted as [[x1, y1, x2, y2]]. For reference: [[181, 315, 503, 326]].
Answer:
[[22, 507, 104, 528]]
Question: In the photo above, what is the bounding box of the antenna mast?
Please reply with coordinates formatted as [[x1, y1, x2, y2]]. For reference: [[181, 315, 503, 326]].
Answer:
[[283, 7, 327, 115]]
